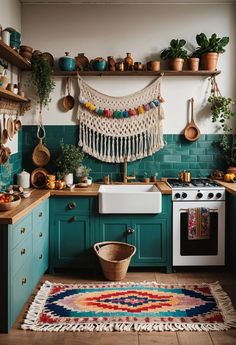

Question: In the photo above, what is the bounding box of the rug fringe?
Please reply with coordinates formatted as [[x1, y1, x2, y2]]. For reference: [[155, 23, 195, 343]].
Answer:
[[210, 281, 236, 328]]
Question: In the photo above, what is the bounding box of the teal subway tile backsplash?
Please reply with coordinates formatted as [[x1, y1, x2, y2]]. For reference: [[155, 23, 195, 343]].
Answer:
[[21, 126, 227, 181]]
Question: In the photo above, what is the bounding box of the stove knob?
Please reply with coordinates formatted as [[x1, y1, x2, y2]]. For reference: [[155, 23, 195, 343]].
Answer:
[[174, 193, 181, 199], [197, 192, 203, 199], [216, 192, 222, 199], [182, 192, 187, 199], [208, 193, 214, 199]]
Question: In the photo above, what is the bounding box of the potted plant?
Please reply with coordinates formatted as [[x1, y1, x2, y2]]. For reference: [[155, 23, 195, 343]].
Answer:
[[192, 33, 229, 71], [76, 165, 91, 183], [55, 141, 84, 184], [208, 77, 235, 173], [31, 53, 55, 114], [160, 39, 188, 71]]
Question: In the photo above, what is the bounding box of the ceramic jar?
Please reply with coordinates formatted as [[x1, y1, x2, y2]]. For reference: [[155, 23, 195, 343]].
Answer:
[[59, 52, 76, 71], [17, 170, 30, 188], [92, 57, 107, 71], [134, 62, 144, 71], [124, 53, 133, 71], [75, 53, 89, 71], [64, 173, 73, 185], [107, 56, 116, 71]]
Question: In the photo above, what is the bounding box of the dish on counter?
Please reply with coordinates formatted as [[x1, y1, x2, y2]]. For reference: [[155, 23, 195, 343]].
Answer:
[[0, 193, 21, 211], [77, 182, 89, 188]]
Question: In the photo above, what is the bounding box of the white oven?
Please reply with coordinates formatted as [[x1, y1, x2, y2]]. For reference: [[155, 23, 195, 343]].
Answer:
[[168, 179, 225, 266]]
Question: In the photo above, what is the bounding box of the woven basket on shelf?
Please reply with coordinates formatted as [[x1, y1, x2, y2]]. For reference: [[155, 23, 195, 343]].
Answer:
[[93, 241, 136, 281]]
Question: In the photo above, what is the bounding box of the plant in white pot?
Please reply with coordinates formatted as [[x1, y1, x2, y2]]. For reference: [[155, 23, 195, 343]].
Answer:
[[55, 141, 84, 184]]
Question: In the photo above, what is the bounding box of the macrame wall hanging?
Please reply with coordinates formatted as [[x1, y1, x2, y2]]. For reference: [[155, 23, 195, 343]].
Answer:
[[77, 75, 165, 163]]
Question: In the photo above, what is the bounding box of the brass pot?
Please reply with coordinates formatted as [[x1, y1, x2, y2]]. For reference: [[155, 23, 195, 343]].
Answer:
[[179, 171, 191, 183]]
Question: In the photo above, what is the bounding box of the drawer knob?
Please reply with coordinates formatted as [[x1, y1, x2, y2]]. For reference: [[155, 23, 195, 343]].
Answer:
[[39, 254, 43, 260], [68, 202, 76, 210], [21, 248, 26, 255], [127, 227, 135, 234], [39, 232, 43, 238], [38, 212, 43, 217], [69, 215, 77, 223], [21, 277, 27, 285], [20, 227, 26, 234]]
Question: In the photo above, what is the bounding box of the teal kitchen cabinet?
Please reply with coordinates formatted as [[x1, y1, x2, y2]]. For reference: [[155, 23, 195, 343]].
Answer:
[[49, 196, 96, 271], [98, 195, 172, 272], [0, 198, 49, 333]]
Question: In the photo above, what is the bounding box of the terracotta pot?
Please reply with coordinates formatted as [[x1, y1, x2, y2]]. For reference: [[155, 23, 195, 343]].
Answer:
[[147, 60, 160, 72], [168, 58, 184, 71], [188, 57, 199, 71], [201, 52, 219, 71]]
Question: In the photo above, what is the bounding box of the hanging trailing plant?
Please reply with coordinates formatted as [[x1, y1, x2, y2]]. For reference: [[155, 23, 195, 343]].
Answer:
[[208, 77, 236, 167], [31, 53, 55, 111]]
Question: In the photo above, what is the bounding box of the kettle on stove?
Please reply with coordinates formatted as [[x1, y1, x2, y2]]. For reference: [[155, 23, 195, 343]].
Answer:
[[179, 170, 191, 183]]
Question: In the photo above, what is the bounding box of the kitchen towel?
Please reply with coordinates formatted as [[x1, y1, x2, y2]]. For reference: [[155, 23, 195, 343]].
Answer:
[[188, 207, 210, 240]]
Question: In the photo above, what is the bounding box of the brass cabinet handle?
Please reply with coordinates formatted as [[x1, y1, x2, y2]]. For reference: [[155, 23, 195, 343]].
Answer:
[[127, 227, 135, 234], [39, 232, 43, 238], [21, 277, 27, 285], [38, 212, 43, 217], [20, 227, 26, 234], [21, 248, 26, 255], [68, 202, 76, 210], [39, 254, 43, 260]]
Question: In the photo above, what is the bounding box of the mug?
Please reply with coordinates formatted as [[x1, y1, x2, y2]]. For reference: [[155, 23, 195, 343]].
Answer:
[[86, 177, 92, 185], [2, 30, 10, 45], [179, 171, 191, 183]]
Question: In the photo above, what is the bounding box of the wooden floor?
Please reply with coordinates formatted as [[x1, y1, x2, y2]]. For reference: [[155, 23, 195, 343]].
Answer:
[[1, 268, 236, 345]]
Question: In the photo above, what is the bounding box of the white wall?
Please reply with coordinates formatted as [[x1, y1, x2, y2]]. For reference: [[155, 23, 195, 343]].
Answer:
[[21, 3, 236, 134], [0, 0, 21, 154]]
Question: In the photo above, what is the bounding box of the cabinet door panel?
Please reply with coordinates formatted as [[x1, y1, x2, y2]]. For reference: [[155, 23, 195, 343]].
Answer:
[[54, 215, 90, 266], [99, 217, 130, 243], [133, 219, 167, 264]]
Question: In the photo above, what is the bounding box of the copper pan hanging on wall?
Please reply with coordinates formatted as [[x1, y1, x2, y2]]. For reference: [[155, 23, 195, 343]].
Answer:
[[184, 97, 200, 142]]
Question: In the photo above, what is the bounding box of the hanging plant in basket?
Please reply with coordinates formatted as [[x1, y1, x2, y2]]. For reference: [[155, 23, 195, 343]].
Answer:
[[208, 77, 236, 170]]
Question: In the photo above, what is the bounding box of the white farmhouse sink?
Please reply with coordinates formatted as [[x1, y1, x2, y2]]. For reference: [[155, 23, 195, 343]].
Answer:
[[99, 185, 162, 214]]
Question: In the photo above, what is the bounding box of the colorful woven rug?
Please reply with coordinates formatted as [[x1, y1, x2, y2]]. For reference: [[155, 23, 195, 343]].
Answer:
[[22, 281, 236, 332]]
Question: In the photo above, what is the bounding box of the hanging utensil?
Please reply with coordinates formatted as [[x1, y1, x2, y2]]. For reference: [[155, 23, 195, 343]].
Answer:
[[32, 125, 51, 167], [2, 114, 8, 144], [184, 98, 200, 142], [14, 114, 22, 133], [7, 114, 14, 140], [62, 77, 75, 111]]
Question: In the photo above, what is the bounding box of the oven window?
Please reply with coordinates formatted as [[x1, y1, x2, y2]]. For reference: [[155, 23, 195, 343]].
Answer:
[[180, 212, 218, 255]]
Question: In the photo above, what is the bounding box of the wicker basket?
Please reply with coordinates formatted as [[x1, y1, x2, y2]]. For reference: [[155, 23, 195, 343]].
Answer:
[[94, 241, 136, 281]]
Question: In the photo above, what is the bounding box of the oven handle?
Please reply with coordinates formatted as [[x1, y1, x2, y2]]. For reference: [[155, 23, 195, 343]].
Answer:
[[180, 208, 218, 212]]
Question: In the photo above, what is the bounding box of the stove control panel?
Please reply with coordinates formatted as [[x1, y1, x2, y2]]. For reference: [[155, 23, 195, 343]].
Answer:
[[172, 188, 225, 201]]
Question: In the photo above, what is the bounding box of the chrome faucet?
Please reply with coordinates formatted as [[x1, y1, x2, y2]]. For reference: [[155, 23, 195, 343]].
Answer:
[[123, 157, 136, 183]]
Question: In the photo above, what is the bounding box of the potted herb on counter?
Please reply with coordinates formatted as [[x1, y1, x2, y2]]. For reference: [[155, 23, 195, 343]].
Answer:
[[160, 39, 188, 71], [55, 141, 84, 185], [76, 165, 91, 184]]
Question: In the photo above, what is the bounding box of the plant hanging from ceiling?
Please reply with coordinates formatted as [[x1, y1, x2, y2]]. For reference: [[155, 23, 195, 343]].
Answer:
[[31, 53, 55, 113]]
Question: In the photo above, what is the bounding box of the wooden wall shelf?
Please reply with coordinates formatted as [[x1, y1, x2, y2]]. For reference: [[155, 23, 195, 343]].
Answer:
[[0, 88, 29, 102], [0, 40, 31, 70], [53, 70, 221, 77]]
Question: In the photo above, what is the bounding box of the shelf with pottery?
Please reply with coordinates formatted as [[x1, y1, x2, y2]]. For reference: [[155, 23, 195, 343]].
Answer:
[[53, 70, 221, 77], [0, 88, 29, 102], [0, 40, 31, 70]]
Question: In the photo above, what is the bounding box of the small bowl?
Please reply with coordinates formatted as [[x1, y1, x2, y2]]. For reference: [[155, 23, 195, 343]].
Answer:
[[20, 45, 33, 53], [0, 194, 21, 211]]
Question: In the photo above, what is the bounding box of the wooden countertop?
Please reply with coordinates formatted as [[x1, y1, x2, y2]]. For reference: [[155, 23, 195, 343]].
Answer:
[[0, 190, 50, 225], [0, 181, 171, 224], [214, 180, 236, 196]]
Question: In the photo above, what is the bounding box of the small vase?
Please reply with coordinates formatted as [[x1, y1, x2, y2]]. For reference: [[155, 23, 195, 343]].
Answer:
[[107, 56, 116, 71], [188, 57, 199, 71], [64, 173, 73, 185], [124, 53, 133, 71], [75, 53, 89, 71]]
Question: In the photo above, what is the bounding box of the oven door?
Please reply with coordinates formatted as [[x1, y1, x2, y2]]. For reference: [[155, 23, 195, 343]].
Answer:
[[172, 201, 225, 266]]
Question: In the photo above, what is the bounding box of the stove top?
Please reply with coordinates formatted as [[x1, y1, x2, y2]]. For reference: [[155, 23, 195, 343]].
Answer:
[[167, 178, 220, 188]]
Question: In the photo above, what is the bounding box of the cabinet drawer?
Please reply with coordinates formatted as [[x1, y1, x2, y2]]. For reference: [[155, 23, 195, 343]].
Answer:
[[33, 223, 49, 244], [33, 199, 49, 227], [12, 213, 32, 249], [11, 259, 32, 326], [54, 197, 91, 214], [12, 233, 33, 277], [34, 240, 49, 284]]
